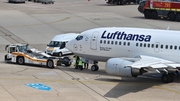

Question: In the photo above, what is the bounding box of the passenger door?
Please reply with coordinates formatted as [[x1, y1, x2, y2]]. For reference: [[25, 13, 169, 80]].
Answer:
[[90, 31, 99, 50]]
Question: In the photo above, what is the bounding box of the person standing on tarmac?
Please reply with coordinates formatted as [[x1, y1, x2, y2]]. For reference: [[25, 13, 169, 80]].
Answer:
[[83, 59, 89, 69], [78, 58, 83, 70], [74, 55, 80, 69]]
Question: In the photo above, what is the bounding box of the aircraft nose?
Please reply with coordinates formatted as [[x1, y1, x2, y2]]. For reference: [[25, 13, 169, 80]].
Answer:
[[66, 40, 73, 51]]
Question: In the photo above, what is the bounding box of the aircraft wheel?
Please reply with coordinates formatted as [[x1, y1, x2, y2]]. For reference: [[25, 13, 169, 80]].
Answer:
[[161, 74, 170, 83], [17, 57, 24, 65], [91, 65, 99, 71], [47, 60, 54, 68], [168, 73, 174, 82], [168, 13, 176, 21], [161, 73, 174, 83]]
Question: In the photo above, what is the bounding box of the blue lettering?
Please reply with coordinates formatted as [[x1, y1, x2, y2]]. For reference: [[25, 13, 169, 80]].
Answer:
[[101, 30, 151, 42]]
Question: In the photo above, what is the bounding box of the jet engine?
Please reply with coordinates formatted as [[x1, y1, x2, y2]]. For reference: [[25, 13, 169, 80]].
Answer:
[[105, 58, 144, 77]]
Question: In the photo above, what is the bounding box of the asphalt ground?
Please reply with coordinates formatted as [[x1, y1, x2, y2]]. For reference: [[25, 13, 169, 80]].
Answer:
[[0, 0, 180, 101]]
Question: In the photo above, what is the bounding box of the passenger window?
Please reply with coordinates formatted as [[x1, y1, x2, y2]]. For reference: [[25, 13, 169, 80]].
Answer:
[[148, 44, 150, 48], [100, 40, 102, 44], [115, 41, 117, 45], [170, 45, 173, 49], [174, 46, 177, 50], [136, 43, 138, 46], [151, 44, 154, 48], [156, 44, 158, 48], [144, 43, 146, 47], [140, 43, 142, 47], [111, 41, 114, 44], [119, 41, 121, 45], [161, 45, 163, 49], [123, 42, 126, 46], [104, 40, 106, 44], [107, 41, 110, 44], [127, 42, 130, 46], [166, 45, 168, 49]]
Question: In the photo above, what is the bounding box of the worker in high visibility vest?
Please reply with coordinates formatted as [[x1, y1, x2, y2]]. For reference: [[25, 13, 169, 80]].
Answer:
[[74, 55, 80, 69], [78, 58, 83, 70]]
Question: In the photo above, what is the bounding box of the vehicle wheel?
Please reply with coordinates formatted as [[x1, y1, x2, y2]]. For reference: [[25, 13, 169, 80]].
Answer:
[[4, 55, 7, 61], [120, 0, 127, 5], [65, 61, 71, 66], [151, 11, 158, 19], [91, 65, 99, 71], [144, 10, 151, 19], [168, 13, 175, 21], [144, 11, 151, 19], [58, 52, 62, 57], [63, 57, 71, 66], [47, 60, 54, 68], [176, 14, 180, 22], [17, 57, 24, 65]]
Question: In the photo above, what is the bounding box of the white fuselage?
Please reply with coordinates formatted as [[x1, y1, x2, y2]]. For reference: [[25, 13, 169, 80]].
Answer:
[[66, 27, 180, 63]]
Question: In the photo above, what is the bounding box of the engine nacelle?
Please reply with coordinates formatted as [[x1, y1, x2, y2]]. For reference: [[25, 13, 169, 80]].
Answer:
[[105, 58, 142, 77]]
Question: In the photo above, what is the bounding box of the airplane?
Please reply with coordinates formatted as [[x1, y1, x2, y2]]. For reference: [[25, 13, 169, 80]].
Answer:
[[66, 27, 180, 83]]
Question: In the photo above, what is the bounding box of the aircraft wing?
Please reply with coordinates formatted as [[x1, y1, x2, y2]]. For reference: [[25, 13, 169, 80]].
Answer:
[[127, 55, 180, 70]]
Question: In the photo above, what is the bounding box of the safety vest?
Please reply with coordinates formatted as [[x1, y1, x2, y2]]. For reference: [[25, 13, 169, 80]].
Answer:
[[78, 60, 83, 66]]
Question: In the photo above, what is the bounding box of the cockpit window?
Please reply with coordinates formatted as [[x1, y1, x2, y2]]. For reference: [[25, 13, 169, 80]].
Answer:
[[76, 35, 83, 41]]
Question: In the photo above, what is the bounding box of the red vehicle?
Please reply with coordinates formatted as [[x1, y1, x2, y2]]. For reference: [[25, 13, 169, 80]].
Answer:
[[138, 0, 180, 21], [106, 0, 140, 5]]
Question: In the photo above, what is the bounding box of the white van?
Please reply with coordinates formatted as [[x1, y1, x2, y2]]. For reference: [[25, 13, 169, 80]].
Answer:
[[45, 33, 79, 57]]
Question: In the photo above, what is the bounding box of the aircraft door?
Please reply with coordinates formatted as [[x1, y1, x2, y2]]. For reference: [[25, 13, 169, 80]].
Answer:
[[154, 42, 160, 53], [90, 31, 99, 50]]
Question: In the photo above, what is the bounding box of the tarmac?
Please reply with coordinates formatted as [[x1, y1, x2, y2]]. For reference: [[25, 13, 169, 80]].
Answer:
[[0, 0, 180, 101]]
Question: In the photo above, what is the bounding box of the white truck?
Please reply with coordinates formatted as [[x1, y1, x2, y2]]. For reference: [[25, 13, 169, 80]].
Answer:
[[45, 33, 79, 57], [4, 44, 72, 68]]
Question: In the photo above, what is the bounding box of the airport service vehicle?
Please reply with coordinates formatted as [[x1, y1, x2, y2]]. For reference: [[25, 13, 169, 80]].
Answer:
[[66, 27, 180, 83], [138, 0, 180, 21], [8, 0, 25, 3], [106, 0, 140, 5], [45, 33, 79, 57], [4, 44, 72, 68], [41, 0, 54, 4]]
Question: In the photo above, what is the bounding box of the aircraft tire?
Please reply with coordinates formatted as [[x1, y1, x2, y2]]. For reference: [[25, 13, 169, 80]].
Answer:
[[47, 60, 54, 69], [168, 73, 174, 82], [17, 57, 24, 65], [161, 74, 170, 83], [91, 65, 99, 71], [161, 73, 174, 83]]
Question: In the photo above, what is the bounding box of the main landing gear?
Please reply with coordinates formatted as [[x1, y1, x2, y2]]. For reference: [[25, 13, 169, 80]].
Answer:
[[161, 73, 175, 83], [91, 61, 99, 71]]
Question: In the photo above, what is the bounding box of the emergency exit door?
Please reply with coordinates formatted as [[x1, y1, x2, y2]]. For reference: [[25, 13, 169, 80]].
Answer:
[[90, 31, 99, 50]]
